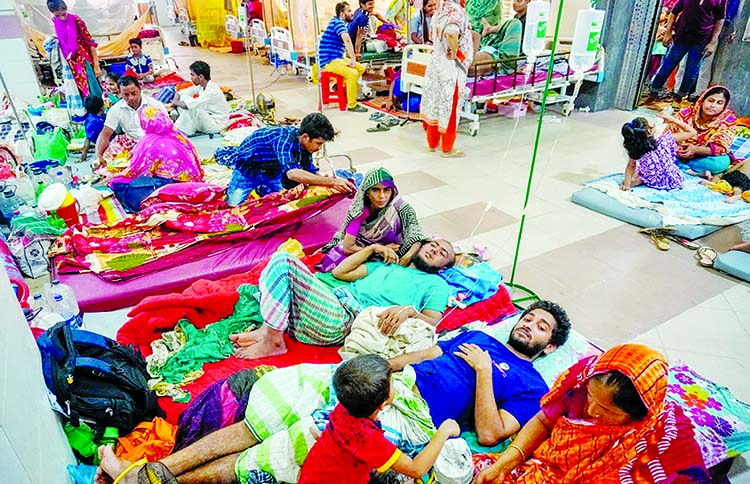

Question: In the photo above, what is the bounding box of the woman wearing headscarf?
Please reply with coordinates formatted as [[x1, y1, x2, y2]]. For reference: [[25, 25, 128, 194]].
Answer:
[[420, 0, 474, 157], [318, 167, 425, 272], [475, 344, 707, 484], [122, 106, 204, 182], [47, 0, 102, 99], [670, 85, 737, 175]]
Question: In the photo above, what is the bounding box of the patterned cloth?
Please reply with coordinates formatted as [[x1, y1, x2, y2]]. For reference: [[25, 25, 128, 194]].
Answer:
[[465, 0, 502, 32], [420, 0, 474, 132], [52, 14, 101, 98], [507, 344, 706, 484], [478, 18, 522, 74], [123, 106, 204, 182], [636, 131, 685, 190], [671, 85, 737, 157], [319, 168, 424, 271], [259, 253, 352, 346]]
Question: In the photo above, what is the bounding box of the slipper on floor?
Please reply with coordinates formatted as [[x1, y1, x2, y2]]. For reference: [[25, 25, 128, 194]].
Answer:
[[138, 462, 178, 484], [695, 246, 718, 267], [639, 226, 675, 236], [441, 149, 465, 159], [664, 234, 701, 250], [650, 234, 670, 251], [369, 112, 386, 121], [366, 123, 390, 132]]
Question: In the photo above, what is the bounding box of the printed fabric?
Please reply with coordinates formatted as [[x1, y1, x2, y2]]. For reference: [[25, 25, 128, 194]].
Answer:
[[636, 130, 685, 190], [671, 85, 737, 157]]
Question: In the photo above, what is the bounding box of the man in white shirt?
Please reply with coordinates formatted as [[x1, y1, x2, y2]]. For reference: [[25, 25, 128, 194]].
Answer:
[[95, 75, 164, 166], [171, 60, 230, 136]]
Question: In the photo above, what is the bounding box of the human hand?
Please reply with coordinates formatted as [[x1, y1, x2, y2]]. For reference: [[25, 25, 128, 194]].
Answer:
[[377, 305, 413, 335], [473, 463, 506, 484], [329, 177, 355, 193], [372, 244, 399, 264], [438, 419, 460, 437], [703, 41, 717, 57], [454, 343, 492, 372], [678, 145, 698, 159], [661, 32, 672, 48], [94, 64, 103, 77], [349, 58, 356, 67], [386, 243, 400, 251]]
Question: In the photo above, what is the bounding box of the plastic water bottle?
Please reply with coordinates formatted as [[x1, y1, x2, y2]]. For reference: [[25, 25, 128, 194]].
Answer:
[[50, 167, 73, 187], [29, 292, 65, 329], [522, 0, 550, 61], [569, 8, 605, 75], [46, 279, 82, 329], [30, 293, 49, 313], [0, 188, 21, 221], [11, 173, 37, 205]]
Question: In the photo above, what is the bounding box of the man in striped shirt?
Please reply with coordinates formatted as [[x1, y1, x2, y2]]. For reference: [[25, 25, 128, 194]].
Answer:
[[319, 2, 368, 112]]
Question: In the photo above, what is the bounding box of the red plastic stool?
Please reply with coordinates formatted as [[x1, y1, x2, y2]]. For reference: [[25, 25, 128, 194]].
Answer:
[[320, 72, 348, 111]]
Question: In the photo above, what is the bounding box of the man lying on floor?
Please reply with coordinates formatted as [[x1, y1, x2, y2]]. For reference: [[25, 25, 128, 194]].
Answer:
[[94, 300, 570, 484], [229, 239, 457, 359]]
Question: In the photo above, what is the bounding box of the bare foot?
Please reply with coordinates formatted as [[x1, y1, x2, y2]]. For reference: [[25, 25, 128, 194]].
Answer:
[[95, 445, 139, 484], [730, 240, 750, 253], [234, 336, 288, 360], [229, 327, 265, 347]]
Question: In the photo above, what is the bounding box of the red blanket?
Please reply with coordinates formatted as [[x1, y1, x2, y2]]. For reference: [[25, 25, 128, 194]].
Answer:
[[117, 253, 516, 423]]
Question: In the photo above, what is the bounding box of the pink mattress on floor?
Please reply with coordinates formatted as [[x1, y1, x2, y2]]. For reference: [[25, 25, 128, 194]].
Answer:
[[57, 198, 350, 312], [466, 70, 566, 97]]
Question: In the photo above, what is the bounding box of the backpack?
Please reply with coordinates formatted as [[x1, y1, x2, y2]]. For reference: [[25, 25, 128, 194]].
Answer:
[[37, 322, 164, 434]]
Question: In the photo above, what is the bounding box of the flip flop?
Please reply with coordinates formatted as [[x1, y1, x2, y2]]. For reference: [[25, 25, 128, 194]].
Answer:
[[664, 234, 701, 250], [639, 226, 676, 236], [695, 246, 718, 267], [384, 117, 401, 127], [138, 462, 178, 484], [650, 234, 670, 251], [369, 112, 385, 121], [441, 149, 465, 158], [366, 123, 390, 132]]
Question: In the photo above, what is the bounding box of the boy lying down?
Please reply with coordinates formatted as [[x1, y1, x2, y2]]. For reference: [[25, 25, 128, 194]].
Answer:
[[95, 301, 571, 484]]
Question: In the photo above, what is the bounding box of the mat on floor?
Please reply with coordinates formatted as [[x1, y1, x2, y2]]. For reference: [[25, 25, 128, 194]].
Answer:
[[713, 250, 750, 282], [362, 96, 419, 120]]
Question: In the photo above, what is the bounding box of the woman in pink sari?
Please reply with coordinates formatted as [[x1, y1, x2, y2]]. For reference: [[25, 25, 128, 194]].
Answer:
[[122, 105, 204, 182], [47, 0, 102, 98]]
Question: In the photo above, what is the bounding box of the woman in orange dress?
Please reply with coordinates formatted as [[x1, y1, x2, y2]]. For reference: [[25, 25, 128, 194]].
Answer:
[[474, 344, 706, 484]]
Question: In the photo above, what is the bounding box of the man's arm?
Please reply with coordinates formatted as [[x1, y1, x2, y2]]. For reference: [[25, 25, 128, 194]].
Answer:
[[388, 344, 443, 371], [95, 125, 115, 164], [377, 306, 443, 335], [341, 32, 357, 64], [455, 344, 521, 445], [285, 169, 354, 192], [332, 244, 397, 281], [703, 18, 724, 56]]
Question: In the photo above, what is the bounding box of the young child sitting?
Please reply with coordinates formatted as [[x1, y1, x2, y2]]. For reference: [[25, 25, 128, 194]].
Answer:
[[620, 112, 697, 191], [104, 71, 120, 107], [126, 38, 154, 83], [81, 95, 105, 163], [298, 355, 460, 484]]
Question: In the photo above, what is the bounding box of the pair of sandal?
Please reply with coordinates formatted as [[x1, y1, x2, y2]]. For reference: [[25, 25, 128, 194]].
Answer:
[[639, 227, 700, 251], [367, 116, 400, 132]]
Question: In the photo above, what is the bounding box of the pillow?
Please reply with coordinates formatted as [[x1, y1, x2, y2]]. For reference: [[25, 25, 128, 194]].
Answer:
[[142, 182, 225, 208]]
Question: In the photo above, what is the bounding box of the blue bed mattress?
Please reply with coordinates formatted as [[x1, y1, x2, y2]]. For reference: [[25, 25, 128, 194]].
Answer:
[[571, 187, 723, 240], [714, 250, 750, 282]]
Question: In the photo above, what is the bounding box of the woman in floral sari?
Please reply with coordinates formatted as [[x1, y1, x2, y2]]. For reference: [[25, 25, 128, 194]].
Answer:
[[670, 85, 737, 176], [475, 344, 707, 484], [122, 106, 204, 182], [318, 167, 425, 272], [47, 0, 102, 98], [420, 0, 474, 157]]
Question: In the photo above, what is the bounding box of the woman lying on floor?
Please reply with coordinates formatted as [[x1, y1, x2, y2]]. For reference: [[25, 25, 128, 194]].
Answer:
[[620, 111, 697, 191], [318, 167, 424, 271], [475, 343, 707, 484]]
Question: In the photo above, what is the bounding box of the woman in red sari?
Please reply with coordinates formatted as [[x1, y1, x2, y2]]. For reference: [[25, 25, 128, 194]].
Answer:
[[47, 0, 102, 98], [475, 344, 707, 484]]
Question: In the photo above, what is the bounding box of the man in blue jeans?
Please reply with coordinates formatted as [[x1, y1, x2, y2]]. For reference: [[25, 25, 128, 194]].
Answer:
[[220, 112, 354, 206], [645, 0, 726, 105]]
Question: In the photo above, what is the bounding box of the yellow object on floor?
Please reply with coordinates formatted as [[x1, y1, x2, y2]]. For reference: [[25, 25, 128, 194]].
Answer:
[[275, 238, 305, 257], [704, 179, 734, 195]]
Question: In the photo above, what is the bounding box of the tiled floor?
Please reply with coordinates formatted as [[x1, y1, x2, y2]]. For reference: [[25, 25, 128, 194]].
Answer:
[[97, 27, 750, 479]]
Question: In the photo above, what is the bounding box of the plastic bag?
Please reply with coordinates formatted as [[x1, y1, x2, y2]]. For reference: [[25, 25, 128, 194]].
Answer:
[[33, 128, 70, 164]]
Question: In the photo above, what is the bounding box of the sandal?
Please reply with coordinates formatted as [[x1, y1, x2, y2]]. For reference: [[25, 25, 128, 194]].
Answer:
[[650, 234, 670, 251], [369, 112, 385, 121], [639, 226, 675, 236], [441, 149, 465, 158], [383, 117, 401, 127], [695, 246, 718, 267], [138, 462, 178, 484], [366, 122, 390, 132], [664, 234, 701, 250]]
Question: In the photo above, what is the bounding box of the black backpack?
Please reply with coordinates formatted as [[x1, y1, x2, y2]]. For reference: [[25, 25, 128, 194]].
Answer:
[[37, 322, 164, 434]]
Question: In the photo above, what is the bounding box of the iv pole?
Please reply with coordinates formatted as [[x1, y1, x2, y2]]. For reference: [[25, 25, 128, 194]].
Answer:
[[0, 69, 32, 169]]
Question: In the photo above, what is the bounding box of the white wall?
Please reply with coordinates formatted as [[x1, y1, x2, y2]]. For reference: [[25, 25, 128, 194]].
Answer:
[[0, 2, 41, 104], [0, 267, 76, 484]]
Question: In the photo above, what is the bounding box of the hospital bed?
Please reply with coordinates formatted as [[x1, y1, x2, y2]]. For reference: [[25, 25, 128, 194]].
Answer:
[[249, 19, 270, 52], [269, 27, 314, 78], [400, 44, 596, 136]]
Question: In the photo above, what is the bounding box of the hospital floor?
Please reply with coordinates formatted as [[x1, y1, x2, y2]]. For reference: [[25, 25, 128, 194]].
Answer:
[[113, 27, 750, 479]]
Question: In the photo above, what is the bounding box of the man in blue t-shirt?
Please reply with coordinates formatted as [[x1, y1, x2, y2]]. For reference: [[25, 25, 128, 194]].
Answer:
[[389, 300, 571, 445], [230, 239, 456, 360], [319, 2, 368, 112]]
